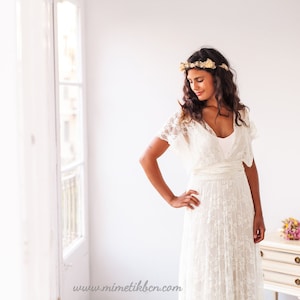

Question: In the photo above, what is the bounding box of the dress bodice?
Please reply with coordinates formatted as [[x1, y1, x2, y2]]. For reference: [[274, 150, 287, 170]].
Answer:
[[158, 109, 256, 174]]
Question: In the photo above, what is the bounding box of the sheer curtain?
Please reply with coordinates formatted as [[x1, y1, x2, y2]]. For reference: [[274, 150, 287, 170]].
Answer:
[[14, 0, 60, 299], [0, 1, 22, 300]]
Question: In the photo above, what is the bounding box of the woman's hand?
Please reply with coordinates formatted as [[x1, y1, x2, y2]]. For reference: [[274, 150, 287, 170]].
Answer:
[[169, 190, 200, 209], [253, 214, 265, 243]]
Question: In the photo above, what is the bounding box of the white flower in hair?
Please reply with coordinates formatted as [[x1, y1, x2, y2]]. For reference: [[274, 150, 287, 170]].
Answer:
[[179, 58, 229, 72]]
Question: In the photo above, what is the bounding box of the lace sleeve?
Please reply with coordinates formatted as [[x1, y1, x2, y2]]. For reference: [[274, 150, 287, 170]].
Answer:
[[157, 112, 192, 171], [157, 112, 183, 145], [241, 109, 258, 167]]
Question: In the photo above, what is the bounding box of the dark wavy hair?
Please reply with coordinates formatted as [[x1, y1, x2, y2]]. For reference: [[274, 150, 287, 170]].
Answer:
[[180, 47, 246, 125]]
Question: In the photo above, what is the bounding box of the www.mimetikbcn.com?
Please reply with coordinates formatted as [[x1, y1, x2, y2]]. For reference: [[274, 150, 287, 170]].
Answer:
[[73, 280, 183, 293]]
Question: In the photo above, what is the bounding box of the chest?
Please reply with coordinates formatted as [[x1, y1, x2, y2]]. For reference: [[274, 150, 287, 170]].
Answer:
[[202, 110, 233, 138]]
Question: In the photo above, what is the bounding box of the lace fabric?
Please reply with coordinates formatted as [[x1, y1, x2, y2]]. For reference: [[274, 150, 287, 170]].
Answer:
[[158, 109, 256, 171], [157, 109, 263, 300]]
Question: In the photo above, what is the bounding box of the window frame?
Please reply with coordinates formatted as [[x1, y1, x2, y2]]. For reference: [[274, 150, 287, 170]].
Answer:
[[53, 0, 88, 259]]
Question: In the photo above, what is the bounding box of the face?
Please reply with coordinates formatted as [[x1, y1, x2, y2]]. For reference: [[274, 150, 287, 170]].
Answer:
[[187, 69, 216, 103]]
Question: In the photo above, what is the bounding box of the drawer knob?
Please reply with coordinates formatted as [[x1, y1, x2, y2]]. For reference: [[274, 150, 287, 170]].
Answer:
[[295, 257, 300, 264], [295, 278, 300, 286], [260, 251, 264, 257]]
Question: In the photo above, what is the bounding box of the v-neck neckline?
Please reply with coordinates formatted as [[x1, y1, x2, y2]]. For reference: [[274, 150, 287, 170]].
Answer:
[[202, 117, 235, 139], [201, 107, 235, 138], [194, 121, 236, 158]]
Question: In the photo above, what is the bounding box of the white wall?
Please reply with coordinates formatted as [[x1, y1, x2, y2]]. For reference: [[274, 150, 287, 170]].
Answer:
[[0, 2, 22, 299], [85, 0, 300, 299]]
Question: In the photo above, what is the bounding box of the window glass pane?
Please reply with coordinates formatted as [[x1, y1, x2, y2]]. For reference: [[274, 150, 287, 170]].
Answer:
[[57, 1, 80, 82], [61, 166, 83, 249], [56, 0, 85, 253], [59, 85, 82, 167]]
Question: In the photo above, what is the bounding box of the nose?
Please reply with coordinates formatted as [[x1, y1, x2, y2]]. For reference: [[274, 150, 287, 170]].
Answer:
[[191, 81, 199, 91]]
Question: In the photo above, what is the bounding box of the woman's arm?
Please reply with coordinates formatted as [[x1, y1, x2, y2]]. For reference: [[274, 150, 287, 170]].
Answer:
[[243, 160, 266, 243], [139, 137, 200, 209]]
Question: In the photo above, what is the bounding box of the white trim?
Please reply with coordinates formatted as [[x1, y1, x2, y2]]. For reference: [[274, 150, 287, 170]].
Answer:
[[52, 0, 64, 294], [61, 157, 85, 172], [59, 81, 83, 86]]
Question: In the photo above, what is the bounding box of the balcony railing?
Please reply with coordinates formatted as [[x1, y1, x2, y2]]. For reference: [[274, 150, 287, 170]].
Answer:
[[61, 170, 82, 249]]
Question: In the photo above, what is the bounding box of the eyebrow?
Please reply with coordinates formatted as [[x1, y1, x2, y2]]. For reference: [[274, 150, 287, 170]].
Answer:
[[187, 76, 204, 81]]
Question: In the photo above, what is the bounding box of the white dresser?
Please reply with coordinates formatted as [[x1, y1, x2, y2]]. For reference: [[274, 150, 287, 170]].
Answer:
[[260, 231, 300, 299]]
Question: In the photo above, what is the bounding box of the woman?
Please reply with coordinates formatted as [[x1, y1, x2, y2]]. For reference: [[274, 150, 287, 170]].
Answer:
[[139, 47, 265, 299]]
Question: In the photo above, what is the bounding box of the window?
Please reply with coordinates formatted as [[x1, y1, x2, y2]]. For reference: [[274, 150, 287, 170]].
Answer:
[[55, 0, 85, 251]]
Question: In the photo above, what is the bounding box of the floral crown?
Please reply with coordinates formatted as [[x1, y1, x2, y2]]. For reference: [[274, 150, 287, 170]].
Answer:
[[179, 58, 229, 72]]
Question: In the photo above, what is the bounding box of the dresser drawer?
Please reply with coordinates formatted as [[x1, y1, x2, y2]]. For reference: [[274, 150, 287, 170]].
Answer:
[[259, 232, 300, 298], [260, 248, 300, 265], [263, 270, 300, 288], [262, 260, 300, 276]]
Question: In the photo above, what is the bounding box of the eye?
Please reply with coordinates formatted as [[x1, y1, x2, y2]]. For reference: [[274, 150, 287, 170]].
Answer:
[[196, 78, 203, 83]]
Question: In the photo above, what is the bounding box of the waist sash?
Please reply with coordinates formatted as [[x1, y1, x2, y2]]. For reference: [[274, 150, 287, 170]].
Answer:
[[191, 161, 244, 180]]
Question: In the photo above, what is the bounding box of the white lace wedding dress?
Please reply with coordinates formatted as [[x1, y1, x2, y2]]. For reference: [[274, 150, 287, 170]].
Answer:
[[158, 109, 264, 300]]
